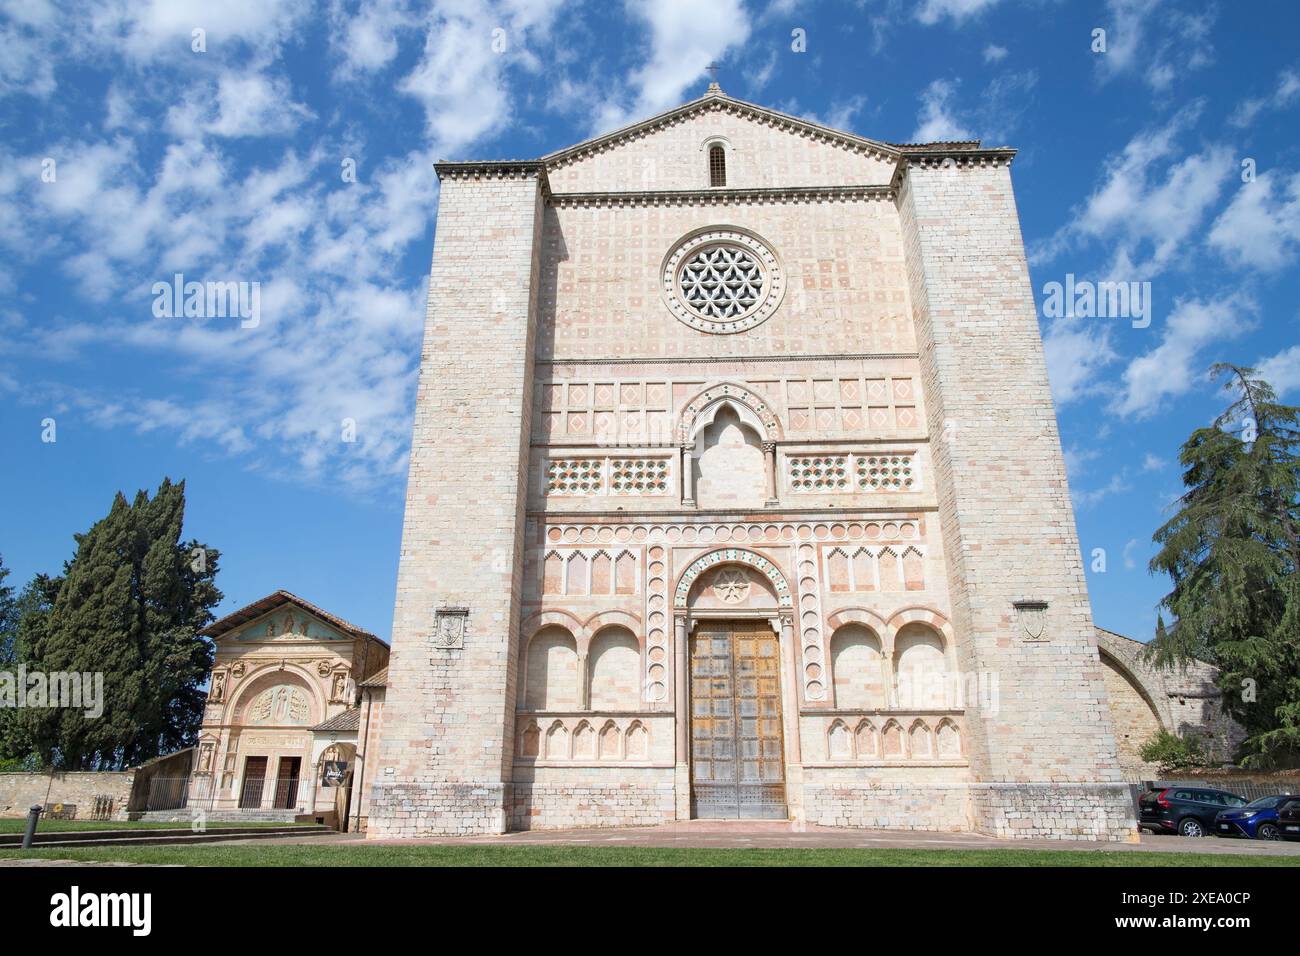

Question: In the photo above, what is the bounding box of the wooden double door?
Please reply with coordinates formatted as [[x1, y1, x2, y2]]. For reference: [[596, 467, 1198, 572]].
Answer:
[[689, 620, 787, 819]]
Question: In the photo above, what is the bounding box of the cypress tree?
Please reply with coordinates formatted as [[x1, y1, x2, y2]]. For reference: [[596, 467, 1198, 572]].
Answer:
[[12, 479, 221, 769], [1146, 363, 1300, 767]]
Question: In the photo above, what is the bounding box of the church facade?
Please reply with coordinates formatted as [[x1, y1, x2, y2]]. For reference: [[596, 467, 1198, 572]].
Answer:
[[367, 86, 1141, 840]]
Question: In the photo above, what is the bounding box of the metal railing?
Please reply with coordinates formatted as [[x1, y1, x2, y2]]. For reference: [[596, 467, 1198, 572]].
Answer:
[[145, 775, 190, 811]]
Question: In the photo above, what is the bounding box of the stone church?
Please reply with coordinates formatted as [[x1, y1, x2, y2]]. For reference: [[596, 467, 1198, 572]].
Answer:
[[364, 83, 1149, 841]]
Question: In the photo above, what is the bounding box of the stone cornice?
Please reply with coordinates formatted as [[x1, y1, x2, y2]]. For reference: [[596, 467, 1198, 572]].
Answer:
[[547, 183, 895, 208], [536, 352, 920, 366], [434, 160, 549, 188], [543, 93, 902, 169], [889, 148, 1018, 191]]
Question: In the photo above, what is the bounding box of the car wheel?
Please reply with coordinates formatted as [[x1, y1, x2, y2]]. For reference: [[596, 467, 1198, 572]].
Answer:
[[1257, 823, 1280, 841], [1178, 817, 1205, 837]]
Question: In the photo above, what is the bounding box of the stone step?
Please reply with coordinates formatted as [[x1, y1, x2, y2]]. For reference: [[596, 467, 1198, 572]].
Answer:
[[0, 825, 332, 849]]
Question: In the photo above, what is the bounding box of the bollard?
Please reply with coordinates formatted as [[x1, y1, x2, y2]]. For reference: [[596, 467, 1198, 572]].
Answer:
[[21, 804, 43, 850]]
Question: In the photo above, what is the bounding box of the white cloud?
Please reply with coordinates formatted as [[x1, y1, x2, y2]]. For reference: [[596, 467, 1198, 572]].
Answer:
[[1073, 472, 1131, 509], [1043, 317, 1118, 406], [983, 43, 1008, 63], [910, 79, 972, 142], [1141, 452, 1166, 471], [167, 69, 316, 140], [594, 0, 751, 133], [399, 0, 568, 155], [1207, 171, 1300, 272], [1112, 293, 1257, 419], [1034, 105, 1234, 276], [1256, 344, 1300, 397], [1095, 0, 1215, 91], [915, 0, 1004, 25], [329, 0, 418, 78], [1122, 538, 1140, 570], [1228, 67, 1300, 127]]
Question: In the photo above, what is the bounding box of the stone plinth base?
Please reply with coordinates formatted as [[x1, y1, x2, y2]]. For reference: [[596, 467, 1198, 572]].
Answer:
[[970, 783, 1138, 842], [367, 782, 508, 838]]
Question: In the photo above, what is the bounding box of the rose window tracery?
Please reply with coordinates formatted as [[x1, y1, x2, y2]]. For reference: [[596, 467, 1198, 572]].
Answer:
[[661, 228, 785, 334], [678, 246, 763, 319]]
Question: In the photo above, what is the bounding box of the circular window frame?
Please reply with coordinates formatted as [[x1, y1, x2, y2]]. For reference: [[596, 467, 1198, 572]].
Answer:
[[660, 226, 785, 334]]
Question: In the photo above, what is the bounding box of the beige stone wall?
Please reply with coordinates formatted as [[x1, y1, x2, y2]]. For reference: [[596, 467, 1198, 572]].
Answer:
[[548, 101, 896, 193], [897, 159, 1135, 840], [0, 772, 133, 819], [1101, 654, 1162, 774], [368, 168, 547, 837], [538, 198, 912, 362]]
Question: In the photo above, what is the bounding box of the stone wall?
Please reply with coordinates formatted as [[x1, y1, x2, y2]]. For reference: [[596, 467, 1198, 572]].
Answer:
[[803, 767, 970, 830], [0, 772, 134, 819], [368, 166, 547, 837], [510, 767, 676, 830], [897, 159, 1136, 840]]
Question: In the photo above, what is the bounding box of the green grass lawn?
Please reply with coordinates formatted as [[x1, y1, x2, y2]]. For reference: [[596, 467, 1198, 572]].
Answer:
[[1, 843, 1296, 866], [0, 819, 316, 833]]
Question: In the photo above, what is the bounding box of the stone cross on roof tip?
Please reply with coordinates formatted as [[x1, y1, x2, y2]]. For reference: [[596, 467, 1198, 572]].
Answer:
[[705, 62, 723, 95]]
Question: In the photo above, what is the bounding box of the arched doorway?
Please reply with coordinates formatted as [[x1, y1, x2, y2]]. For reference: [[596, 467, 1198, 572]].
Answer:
[[675, 549, 796, 819]]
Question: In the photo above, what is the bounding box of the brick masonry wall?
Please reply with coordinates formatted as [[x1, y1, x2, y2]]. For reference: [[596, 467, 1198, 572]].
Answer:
[[368, 169, 546, 837], [897, 161, 1135, 840], [0, 772, 133, 819]]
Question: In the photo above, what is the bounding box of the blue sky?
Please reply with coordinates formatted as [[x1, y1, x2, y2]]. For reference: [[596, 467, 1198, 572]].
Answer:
[[0, 0, 1297, 641]]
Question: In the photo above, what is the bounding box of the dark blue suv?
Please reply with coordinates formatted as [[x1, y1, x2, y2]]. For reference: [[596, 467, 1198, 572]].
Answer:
[[1214, 794, 1294, 840], [1138, 787, 1247, 837]]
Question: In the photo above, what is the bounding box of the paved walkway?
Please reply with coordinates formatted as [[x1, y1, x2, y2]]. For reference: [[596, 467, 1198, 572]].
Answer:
[[223, 820, 1300, 857]]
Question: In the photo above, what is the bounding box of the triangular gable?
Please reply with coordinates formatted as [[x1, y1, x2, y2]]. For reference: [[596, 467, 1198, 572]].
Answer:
[[543, 89, 905, 167], [201, 590, 384, 644]]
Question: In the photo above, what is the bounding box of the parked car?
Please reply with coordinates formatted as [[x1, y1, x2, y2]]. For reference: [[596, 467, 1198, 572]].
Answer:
[[1279, 797, 1300, 840], [1138, 787, 1247, 837], [1214, 794, 1294, 839]]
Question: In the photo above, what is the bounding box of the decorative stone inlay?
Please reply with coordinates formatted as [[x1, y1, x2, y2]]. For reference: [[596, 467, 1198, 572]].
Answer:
[[546, 458, 603, 494], [543, 519, 923, 546], [796, 541, 827, 701], [856, 454, 914, 491], [1013, 600, 1049, 642], [788, 456, 848, 492], [673, 548, 792, 609], [711, 568, 752, 604], [610, 458, 670, 494], [247, 686, 310, 725], [661, 228, 785, 334]]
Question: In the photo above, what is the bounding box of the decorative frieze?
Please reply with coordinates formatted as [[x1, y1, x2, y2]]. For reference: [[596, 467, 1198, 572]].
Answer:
[[784, 452, 917, 493], [544, 456, 672, 497]]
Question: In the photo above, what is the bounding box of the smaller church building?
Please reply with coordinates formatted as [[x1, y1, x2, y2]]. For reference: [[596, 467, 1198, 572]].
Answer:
[[188, 592, 388, 829]]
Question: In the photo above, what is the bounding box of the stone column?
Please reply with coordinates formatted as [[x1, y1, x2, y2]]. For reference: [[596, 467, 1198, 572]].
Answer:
[[762, 441, 779, 506], [674, 613, 691, 820], [681, 445, 695, 506]]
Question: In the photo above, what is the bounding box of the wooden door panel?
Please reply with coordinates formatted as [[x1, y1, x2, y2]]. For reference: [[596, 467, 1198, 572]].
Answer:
[[690, 621, 786, 819]]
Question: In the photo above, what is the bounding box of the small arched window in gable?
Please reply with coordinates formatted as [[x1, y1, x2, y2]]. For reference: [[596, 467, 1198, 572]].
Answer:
[[708, 144, 727, 187]]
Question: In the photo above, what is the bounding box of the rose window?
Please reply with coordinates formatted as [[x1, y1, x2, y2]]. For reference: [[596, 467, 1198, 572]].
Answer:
[[678, 246, 763, 319], [661, 227, 785, 334]]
